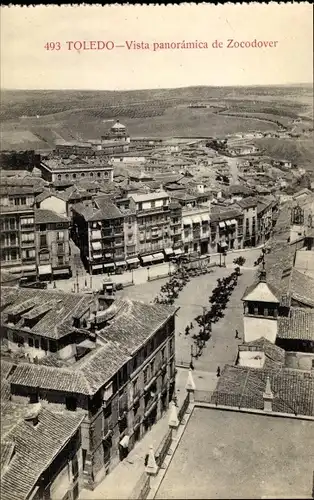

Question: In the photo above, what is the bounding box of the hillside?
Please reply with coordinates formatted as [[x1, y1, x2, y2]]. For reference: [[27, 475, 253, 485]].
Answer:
[[0, 85, 312, 152]]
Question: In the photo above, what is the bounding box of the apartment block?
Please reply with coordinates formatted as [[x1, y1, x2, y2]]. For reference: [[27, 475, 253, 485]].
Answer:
[[128, 191, 172, 265], [72, 196, 126, 274]]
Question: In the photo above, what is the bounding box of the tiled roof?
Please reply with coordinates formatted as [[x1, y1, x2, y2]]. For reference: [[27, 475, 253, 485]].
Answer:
[[8, 341, 130, 396], [214, 365, 314, 416], [1, 287, 94, 339], [98, 298, 176, 355], [0, 401, 84, 500], [73, 197, 123, 222], [278, 308, 314, 341], [224, 185, 254, 197], [35, 190, 68, 203], [236, 196, 258, 209], [290, 269, 314, 307], [210, 206, 243, 223], [130, 191, 169, 203], [35, 209, 69, 224], [42, 159, 111, 171], [243, 337, 285, 368]]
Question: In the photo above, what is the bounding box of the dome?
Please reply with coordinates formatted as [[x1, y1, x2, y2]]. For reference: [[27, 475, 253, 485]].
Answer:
[[111, 120, 126, 130]]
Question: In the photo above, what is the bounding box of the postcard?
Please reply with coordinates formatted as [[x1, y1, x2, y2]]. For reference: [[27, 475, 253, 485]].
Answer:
[[0, 3, 313, 500]]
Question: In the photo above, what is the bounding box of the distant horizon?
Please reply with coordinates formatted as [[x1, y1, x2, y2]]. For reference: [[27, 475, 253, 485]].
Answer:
[[2, 82, 313, 93]]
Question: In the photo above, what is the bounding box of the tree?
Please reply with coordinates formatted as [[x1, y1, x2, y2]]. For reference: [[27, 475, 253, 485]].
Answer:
[[233, 256, 246, 268]]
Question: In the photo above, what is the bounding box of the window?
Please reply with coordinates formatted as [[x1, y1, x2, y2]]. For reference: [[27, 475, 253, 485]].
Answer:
[[133, 379, 138, 397], [144, 367, 148, 385], [103, 402, 112, 419], [97, 172, 101, 177], [151, 201, 156, 209], [65, 174, 69, 179], [104, 171, 109, 177], [41, 338, 48, 351], [57, 174, 61, 180], [50, 340, 57, 352], [66, 397, 77, 411], [161, 347, 165, 362], [28, 337, 34, 347], [58, 256, 64, 265], [90, 172, 94, 177], [150, 360, 155, 376], [169, 338, 173, 355], [57, 231, 64, 241], [13, 333, 24, 346], [40, 234, 47, 248], [81, 172, 85, 177]]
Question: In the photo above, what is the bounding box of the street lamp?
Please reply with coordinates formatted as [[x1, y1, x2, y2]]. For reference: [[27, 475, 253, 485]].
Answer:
[[147, 266, 150, 281], [76, 270, 79, 293], [131, 268, 134, 284]]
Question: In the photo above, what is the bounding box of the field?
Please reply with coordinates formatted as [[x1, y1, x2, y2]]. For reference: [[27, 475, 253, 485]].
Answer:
[[255, 137, 314, 170], [0, 85, 313, 151]]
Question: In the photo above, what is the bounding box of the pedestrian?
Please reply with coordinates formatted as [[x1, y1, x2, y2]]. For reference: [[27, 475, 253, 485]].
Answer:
[[185, 325, 190, 335], [190, 322, 193, 329], [235, 329, 239, 339], [144, 454, 149, 466], [216, 366, 221, 377]]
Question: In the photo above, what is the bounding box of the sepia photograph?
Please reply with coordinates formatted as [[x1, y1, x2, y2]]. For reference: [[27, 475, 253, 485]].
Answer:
[[0, 3, 313, 500]]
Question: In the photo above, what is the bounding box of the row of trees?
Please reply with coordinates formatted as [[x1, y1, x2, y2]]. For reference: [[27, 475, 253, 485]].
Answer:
[[189, 269, 240, 358]]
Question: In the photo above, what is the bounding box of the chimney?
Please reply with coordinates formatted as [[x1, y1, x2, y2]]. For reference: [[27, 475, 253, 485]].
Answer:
[[24, 402, 42, 426], [263, 376, 274, 412], [145, 445, 158, 476]]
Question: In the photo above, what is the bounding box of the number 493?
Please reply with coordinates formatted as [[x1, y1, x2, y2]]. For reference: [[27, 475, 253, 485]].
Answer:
[[44, 42, 61, 50]]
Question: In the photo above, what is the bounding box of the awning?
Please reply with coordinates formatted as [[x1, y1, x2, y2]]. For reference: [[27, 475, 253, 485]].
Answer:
[[52, 268, 70, 276], [152, 253, 164, 261], [92, 264, 103, 270], [201, 215, 210, 222], [225, 220, 232, 226], [38, 264, 52, 275], [92, 241, 102, 251], [174, 248, 183, 255], [220, 242, 228, 248], [141, 255, 153, 263], [164, 248, 173, 256], [115, 261, 127, 267], [105, 253, 112, 258], [93, 253, 103, 259], [120, 435, 130, 448], [230, 219, 237, 225], [91, 230, 101, 240], [104, 262, 115, 268], [219, 222, 226, 228], [126, 257, 140, 264], [19, 265, 36, 273], [5, 266, 23, 274], [183, 218, 192, 226]]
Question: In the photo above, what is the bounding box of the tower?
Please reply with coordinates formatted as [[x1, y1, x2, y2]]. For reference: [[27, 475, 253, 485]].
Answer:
[[241, 257, 280, 343]]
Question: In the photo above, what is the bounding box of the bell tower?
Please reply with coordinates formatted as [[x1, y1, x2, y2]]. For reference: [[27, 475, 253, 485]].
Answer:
[[241, 253, 280, 343]]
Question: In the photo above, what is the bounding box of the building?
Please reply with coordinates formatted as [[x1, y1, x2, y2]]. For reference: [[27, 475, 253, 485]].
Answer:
[[0, 185, 38, 280], [39, 158, 113, 184], [0, 400, 84, 500], [128, 191, 171, 265], [181, 205, 210, 255], [72, 197, 125, 274], [35, 209, 71, 280], [35, 190, 68, 217], [1, 287, 177, 489], [235, 196, 258, 247], [210, 207, 244, 253], [101, 120, 130, 144], [54, 141, 94, 158], [169, 201, 183, 255], [256, 195, 278, 245]]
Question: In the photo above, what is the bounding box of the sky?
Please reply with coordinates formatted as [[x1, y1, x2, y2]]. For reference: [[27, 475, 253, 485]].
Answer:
[[1, 4, 313, 91]]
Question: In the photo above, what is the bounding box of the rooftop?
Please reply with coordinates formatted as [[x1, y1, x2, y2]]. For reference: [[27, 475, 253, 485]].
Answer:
[[97, 298, 176, 356], [73, 197, 123, 221], [236, 196, 259, 209], [41, 158, 112, 171], [1, 287, 94, 340], [0, 401, 84, 500], [34, 209, 69, 224], [214, 364, 314, 416], [156, 407, 314, 499], [129, 191, 169, 203], [278, 308, 314, 341]]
